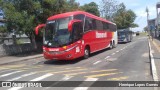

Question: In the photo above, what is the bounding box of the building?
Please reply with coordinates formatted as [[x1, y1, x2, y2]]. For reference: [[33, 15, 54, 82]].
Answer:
[[148, 19, 159, 37], [155, 2, 160, 37]]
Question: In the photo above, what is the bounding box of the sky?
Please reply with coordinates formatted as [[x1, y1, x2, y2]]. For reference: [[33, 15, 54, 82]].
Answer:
[[76, 0, 160, 32]]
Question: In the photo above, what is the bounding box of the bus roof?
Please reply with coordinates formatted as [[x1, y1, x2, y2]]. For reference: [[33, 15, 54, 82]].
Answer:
[[118, 29, 132, 32], [47, 11, 115, 25]]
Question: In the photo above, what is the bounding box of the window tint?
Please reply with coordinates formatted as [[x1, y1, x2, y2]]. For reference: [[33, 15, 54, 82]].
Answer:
[[74, 14, 85, 32], [72, 22, 83, 41], [103, 22, 109, 30], [83, 16, 116, 32], [96, 20, 103, 30], [84, 17, 93, 31], [74, 14, 85, 23], [109, 24, 117, 31], [92, 19, 96, 30]]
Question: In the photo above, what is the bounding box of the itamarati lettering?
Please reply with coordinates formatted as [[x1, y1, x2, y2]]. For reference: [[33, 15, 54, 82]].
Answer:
[[96, 32, 107, 38]]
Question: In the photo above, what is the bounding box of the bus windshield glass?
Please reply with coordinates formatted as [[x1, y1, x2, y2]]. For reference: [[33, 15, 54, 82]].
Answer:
[[118, 32, 126, 38], [44, 16, 72, 47]]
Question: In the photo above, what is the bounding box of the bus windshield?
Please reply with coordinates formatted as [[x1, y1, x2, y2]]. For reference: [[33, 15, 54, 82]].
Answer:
[[118, 32, 126, 38], [44, 17, 72, 47]]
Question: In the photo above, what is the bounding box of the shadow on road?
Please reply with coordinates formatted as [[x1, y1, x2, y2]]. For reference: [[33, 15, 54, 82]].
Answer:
[[44, 57, 84, 65], [44, 48, 112, 65], [118, 42, 128, 44]]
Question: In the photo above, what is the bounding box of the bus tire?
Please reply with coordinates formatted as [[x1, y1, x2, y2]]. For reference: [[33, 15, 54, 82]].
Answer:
[[109, 41, 113, 49], [112, 41, 116, 48], [84, 47, 90, 59]]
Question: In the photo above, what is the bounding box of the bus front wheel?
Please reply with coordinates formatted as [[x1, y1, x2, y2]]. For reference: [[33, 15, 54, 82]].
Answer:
[[84, 47, 90, 59]]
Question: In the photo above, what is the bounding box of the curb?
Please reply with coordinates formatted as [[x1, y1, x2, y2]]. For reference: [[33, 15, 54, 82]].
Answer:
[[148, 39, 159, 81], [0, 54, 43, 65]]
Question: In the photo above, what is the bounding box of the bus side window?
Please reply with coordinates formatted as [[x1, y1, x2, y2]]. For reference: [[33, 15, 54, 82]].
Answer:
[[74, 14, 85, 22], [96, 20, 103, 30], [72, 22, 83, 41], [109, 24, 117, 32], [74, 14, 85, 28], [84, 17, 93, 32], [103, 22, 109, 30], [92, 19, 96, 30]]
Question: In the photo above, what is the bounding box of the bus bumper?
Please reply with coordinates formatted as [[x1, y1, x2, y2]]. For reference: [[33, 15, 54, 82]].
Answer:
[[43, 47, 82, 60], [118, 39, 127, 43]]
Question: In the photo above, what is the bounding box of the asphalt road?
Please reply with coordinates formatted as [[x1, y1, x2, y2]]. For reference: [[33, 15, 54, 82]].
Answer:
[[0, 36, 154, 90]]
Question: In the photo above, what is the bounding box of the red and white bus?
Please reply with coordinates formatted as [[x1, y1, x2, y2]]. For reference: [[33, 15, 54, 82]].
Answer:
[[35, 11, 117, 60]]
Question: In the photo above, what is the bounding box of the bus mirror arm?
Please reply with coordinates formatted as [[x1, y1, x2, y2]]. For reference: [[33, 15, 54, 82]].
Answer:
[[35, 24, 46, 35], [68, 19, 82, 32]]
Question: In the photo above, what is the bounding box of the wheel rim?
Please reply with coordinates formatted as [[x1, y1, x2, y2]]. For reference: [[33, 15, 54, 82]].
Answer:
[[85, 49, 89, 56], [110, 43, 112, 48]]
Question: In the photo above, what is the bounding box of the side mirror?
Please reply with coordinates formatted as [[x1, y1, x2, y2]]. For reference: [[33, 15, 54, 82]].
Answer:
[[35, 24, 46, 35], [68, 19, 82, 32]]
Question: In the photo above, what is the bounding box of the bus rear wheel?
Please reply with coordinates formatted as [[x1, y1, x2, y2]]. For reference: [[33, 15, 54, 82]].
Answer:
[[112, 41, 116, 48], [109, 41, 113, 49], [84, 47, 90, 59]]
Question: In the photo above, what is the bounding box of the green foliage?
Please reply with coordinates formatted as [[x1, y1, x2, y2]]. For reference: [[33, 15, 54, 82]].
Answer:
[[101, 0, 119, 20], [16, 39, 23, 44], [100, 1, 138, 30], [0, 0, 80, 39], [0, 26, 7, 33], [113, 3, 138, 29], [143, 26, 148, 32], [65, 0, 80, 11], [0, 26, 7, 37], [80, 2, 100, 16]]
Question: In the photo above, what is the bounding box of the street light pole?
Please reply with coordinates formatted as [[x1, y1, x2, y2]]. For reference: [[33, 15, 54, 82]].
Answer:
[[146, 7, 150, 36]]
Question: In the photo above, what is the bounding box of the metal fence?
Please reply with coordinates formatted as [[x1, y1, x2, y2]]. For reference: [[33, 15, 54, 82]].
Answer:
[[0, 37, 30, 45]]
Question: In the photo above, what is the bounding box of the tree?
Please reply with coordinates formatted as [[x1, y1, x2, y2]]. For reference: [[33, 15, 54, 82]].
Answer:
[[0, 0, 80, 47], [80, 2, 100, 16], [65, 0, 80, 11], [100, 1, 138, 29], [113, 3, 138, 29], [143, 26, 148, 32], [100, 0, 119, 20]]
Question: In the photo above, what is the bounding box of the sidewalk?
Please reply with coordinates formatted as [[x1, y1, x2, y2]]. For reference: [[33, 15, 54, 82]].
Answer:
[[149, 38, 160, 81], [0, 54, 43, 65]]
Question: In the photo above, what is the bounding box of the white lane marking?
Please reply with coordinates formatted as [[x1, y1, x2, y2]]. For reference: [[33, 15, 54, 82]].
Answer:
[[149, 41, 159, 81], [61, 75, 73, 81], [8, 87, 22, 90], [0, 71, 21, 78], [93, 61, 101, 65], [111, 53, 115, 55], [107, 58, 117, 62], [31, 73, 53, 81], [116, 51, 119, 53], [120, 49, 123, 50], [7, 72, 36, 81], [105, 56, 110, 59], [8, 73, 53, 90], [73, 78, 98, 90]]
